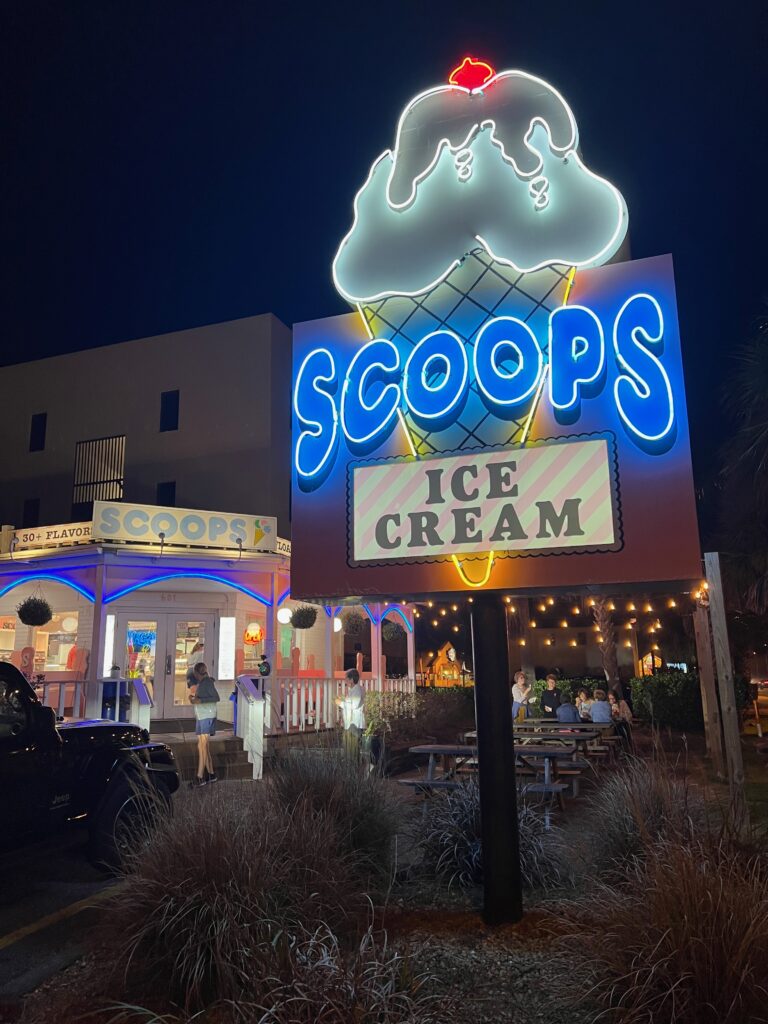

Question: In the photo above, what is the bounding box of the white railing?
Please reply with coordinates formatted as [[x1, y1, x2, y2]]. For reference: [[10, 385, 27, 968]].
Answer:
[[264, 676, 417, 734], [37, 680, 86, 720]]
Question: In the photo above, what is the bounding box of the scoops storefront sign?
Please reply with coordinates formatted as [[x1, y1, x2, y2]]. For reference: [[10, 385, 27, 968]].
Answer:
[[290, 59, 701, 597], [92, 502, 277, 553]]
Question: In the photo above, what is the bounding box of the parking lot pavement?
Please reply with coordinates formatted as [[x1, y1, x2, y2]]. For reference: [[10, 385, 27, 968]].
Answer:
[[0, 832, 116, 1012]]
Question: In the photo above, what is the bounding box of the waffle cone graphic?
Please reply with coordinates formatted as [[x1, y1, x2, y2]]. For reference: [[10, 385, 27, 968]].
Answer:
[[357, 250, 571, 456]]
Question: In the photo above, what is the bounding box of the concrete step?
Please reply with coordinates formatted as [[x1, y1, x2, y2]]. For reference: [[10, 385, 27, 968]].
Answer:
[[168, 737, 254, 781]]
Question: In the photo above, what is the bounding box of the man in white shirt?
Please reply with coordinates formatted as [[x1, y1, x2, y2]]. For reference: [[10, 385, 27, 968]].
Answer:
[[337, 668, 366, 755]]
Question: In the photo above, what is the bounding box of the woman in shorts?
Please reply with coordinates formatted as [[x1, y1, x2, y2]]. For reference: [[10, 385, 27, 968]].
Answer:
[[189, 662, 220, 786]]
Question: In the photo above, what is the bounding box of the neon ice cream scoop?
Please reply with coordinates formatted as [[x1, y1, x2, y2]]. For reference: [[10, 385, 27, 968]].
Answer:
[[333, 59, 629, 461], [333, 61, 628, 303]]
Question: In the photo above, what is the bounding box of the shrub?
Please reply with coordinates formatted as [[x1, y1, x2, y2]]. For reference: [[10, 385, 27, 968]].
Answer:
[[251, 926, 456, 1024], [630, 670, 704, 730], [106, 784, 369, 1012], [291, 605, 318, 630], [530, 676, 603, 708], [420, 778, 567, 891], [270, 747, 404, 882], [16, 595, 52, 626], [343, 611, 366, 636], [101, 928, 455, 1024], [381, 618, 406, 643], [562, 757, 709, 880], [364, 687, 475, 746], [568, 834, 768, 1024]]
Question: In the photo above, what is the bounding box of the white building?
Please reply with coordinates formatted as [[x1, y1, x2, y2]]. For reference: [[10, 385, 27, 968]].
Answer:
[[0, 317, 415, 734]]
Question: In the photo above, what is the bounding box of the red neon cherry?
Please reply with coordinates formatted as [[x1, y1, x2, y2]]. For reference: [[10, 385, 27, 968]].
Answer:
[[449, 56, 495, 90]]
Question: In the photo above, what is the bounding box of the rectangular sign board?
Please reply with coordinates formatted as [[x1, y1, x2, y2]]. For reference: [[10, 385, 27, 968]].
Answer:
[[92, 502, 277, 553], [351, 438, 618, 563], [291, 255, 702, 598]]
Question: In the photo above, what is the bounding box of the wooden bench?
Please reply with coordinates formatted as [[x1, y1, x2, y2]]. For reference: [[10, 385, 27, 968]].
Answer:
[[397, 778, 461, 794]]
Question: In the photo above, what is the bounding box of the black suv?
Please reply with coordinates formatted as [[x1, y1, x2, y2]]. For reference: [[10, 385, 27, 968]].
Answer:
[[0, 662, 179, 864]]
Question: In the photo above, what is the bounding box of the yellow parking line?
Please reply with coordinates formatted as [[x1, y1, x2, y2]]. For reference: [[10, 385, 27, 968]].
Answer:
[[0, 885, 121, 951]]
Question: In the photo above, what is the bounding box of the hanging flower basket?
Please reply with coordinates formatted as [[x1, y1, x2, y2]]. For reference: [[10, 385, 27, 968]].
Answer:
[[382, 619, 406, 643], [17, 595, 53, 627], [343, 611, 366, 637], [291, 605, 318, 630]]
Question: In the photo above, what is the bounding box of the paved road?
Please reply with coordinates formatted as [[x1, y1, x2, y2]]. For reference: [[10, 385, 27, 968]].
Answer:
[[0, 832, 115, 1013]]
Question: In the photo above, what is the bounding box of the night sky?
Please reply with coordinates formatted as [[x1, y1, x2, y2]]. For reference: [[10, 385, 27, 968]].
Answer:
[[3, 1, 766, 492]]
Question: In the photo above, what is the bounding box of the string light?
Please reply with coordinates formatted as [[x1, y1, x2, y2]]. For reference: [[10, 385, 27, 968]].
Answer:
[[624, 640, 632, 648], [440, 609, 447, 616], [596, 633, 603, 643], [560, 619, 568, 628], [644, 602, 653, 613], [546, 597, 555, 606], [608, 601, 616, 611], [569, 638, 578, 647], [427, 600, 434, 608], [544, 638, 552, 646], [667, 599, 676, 608], [572, 605, 580, 615], [587, 598, 596, 607], [451, 604, 458, 611], [627, 602, 636, 612], [538, 602, 547, 612], [518, 638, 526, 646], [468, 597, 474, 603], [530, 619, 537, 628], [504, 596, 511, 604], [432, 619, 438, 627], [452, 624, 460, 633], [510, 605, 516, 613]]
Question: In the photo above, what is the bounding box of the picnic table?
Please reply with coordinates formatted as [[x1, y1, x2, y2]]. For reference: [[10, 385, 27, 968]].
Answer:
[[464, 728, 600, 754], [407, 742, 583, 787]]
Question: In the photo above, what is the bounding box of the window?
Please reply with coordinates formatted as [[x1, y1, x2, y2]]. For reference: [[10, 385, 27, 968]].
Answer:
[[160, 390, 179, 432], [156, 480, 176, 506], [72, 435, 125, 520], [29, 412, 47, 452], [22, 498, 40, 528]]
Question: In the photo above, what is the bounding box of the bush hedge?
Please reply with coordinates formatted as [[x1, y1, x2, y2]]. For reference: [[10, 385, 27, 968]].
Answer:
[[530, 676, 604, 708], [630, 671, 704, 730]]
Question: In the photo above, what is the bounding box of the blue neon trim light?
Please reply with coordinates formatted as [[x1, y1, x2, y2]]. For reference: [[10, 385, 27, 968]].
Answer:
[[277, 588, 291, 606], [0, 573, 95, 603], [104, 573, 272, 606], [381, 605, 413, 632], [362, 603, 378, 625]]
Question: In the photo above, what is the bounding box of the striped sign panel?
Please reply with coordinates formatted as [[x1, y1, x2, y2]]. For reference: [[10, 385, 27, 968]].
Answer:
[[351, 438, 617, 563]]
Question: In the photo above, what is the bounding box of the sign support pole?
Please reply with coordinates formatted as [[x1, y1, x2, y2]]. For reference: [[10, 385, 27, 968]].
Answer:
[[471, 594, 523, 925], [704, 552, 746, 810]]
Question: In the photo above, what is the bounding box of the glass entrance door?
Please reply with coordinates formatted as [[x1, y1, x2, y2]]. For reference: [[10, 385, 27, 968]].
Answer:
[[164, 617, 214, 719], [114, 613, 217, 719]]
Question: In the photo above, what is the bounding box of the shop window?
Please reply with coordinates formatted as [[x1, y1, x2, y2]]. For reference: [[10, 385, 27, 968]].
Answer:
[[22, 498, 40, 528], [33, 612, 79, 674], [29, 412, 47, 452], [156, 480, 176, 506], [72, 434, 125, 519], [0, 617, 16, 663], [160, 389, 179, 432]]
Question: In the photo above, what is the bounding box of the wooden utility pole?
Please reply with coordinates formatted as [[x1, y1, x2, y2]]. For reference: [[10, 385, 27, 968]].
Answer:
[[692, 601, 725, 777], [704, 552, 746, 806]]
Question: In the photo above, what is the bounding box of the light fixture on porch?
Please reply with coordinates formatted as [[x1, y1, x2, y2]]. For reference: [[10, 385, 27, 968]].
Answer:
[[277, 607, 293, 625], [158, 531, 166, 556], [333, 616, 343, 632]]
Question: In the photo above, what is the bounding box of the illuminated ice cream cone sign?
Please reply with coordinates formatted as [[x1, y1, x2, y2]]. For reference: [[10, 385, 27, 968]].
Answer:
[[291, 59, 701, 598]]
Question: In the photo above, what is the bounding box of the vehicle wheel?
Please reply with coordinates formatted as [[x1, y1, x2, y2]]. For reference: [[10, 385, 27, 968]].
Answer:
[[89, 776, 168, 869]]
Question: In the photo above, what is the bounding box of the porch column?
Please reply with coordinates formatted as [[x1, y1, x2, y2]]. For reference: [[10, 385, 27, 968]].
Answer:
[[89, 561, 107, 683], [406, 608, 416, 681], [264, 570, 279, 664], [324, 607, 333, 678], [370, 603, 383, 686]]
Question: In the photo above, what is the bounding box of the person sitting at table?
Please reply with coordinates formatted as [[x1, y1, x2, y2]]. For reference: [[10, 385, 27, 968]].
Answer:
[[589, 688, 613, 722], [540, 674, 561, 718], [575, 688, 593, 720], [511, 671, 531, 721], [608, 689, 634, 747], [555, 693, 581, 724]]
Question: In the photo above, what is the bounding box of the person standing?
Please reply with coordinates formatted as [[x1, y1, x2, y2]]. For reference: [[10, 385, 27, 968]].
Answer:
[[189, 662, 220, 786], [511, 671, 532, 721], [336, 668, 366, 756], [540, 674, 562, 718]]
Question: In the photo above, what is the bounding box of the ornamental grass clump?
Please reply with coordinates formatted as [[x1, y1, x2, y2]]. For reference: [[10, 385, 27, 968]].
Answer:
[[106, 784, 369, 1013], [270, 747, 404, 883], [101, 928, 455, 1024], [563, 755, 710, 881], [566, 833, 768, 1024], [420, 778, 567, 891]]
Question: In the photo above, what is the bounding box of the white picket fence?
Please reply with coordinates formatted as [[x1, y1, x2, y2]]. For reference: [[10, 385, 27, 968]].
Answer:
[[264, 676, 416, 734]]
